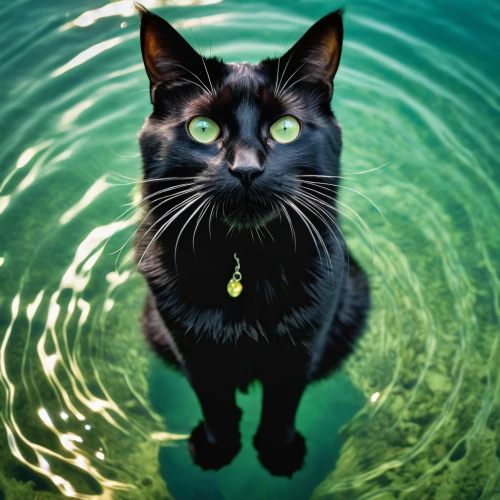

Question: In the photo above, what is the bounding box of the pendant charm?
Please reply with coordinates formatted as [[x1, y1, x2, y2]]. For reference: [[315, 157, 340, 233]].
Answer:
[[227, 253, 243, 298], [227, 279, 243, 298]]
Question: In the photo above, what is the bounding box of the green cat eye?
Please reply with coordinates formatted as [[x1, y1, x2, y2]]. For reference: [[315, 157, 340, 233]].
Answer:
[[269, 115, 301, 143], [188, 116, 220, 143]]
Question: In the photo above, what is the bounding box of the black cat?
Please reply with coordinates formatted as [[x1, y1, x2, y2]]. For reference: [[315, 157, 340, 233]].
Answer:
[[133, 3, 370, 477]]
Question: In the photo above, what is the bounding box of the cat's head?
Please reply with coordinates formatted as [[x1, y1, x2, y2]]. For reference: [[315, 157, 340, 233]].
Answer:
[[136, 4, 343, 231]]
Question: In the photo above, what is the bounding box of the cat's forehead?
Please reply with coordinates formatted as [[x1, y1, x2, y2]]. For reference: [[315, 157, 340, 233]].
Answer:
[[221, 62, 268, 93], [210, 61, 283, 117]]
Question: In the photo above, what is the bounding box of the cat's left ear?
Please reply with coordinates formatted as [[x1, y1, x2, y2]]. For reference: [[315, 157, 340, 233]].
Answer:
[[277, 9, 344, 91], [134, 3, 206, 103]]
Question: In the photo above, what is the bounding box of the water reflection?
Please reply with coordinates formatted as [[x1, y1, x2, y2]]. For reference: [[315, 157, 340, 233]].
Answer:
[[0, 0, 498, 498], [61, 0, 224, 31]]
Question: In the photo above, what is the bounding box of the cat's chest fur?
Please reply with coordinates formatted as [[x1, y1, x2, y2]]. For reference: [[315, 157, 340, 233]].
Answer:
[[137, 223, 345, 343]]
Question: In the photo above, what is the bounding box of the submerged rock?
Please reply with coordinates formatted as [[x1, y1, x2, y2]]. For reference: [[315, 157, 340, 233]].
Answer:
[[426, 371, 452, 394], [311, 239, 500, 500]]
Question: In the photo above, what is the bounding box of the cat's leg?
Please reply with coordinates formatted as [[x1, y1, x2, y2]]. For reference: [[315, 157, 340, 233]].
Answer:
[[187, 361, 242, 470], [253, 374, 308, 477], [143, 295, 242, 468]]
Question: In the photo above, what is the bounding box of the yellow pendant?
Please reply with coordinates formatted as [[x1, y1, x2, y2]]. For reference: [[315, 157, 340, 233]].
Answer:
[[227, 279, 243, 298], [227, 253, 243, 298]]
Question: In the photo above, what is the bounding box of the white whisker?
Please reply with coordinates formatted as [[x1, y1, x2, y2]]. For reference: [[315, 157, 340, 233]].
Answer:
[[300, 185, 375, 264], [192, 196, 213, 253], [109, 173, 198, 185], [208, 200, 217, 239], [277, 63, 305, 99], [298, 178, 392, 237], [292, 191, 348, 281], [254, 225, 264, 245], [125, 182, 195, 208], [279, 75, 308, 98], [275, 24, 296, 96], [138, 193, 204, 265], [262, 224, 275, 242], [174, 196, 211, 268], [175, 62, 213, 97], [276, 199, 296, 250], [344, 161, 392, 176], [278, 196, 327, 268], [112, 186, 201, 269], [182, 21, 216, 96]]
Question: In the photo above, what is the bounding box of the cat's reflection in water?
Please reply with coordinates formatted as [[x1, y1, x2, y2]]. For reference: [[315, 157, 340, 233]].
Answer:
[[133, 4, 370, 477]]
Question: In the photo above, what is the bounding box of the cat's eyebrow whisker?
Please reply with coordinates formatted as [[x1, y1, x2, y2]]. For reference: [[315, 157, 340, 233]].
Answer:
[[201, 57, 216, 96], [174, 63, 214, 97], [179, 77, 213, 96], [181, 20, 216, 96], [298, 179, 393, 237], [198, 22, 209, 61], [300, 185, 375, 265], [279, 75, 308, 98], [274, 55, 281, 96], [274, 23, 296, 97], [276, 50, 300, 97], [277, 63, 305, 99]]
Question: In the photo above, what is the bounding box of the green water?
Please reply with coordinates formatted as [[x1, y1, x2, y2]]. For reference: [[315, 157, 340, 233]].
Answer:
[[1, 0, 499, 498]]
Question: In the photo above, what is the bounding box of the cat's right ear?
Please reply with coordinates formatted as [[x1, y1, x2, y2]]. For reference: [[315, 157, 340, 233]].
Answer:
[[134, 3, 202, 103], [271, 9, 344, 99]]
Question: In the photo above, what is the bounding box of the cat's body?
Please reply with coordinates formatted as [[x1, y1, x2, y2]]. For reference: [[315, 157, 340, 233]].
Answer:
[[134, 4, 370, 476]]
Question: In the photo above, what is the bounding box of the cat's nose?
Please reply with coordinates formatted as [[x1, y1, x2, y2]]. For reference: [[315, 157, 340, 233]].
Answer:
[[229, 148, 264, 190]]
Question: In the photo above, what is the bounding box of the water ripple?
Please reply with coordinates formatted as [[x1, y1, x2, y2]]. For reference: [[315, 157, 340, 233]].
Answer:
[[0, 0, 499, 498]]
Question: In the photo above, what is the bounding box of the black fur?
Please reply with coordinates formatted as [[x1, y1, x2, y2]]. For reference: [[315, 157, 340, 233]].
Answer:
[[133, 3, 370, 476]]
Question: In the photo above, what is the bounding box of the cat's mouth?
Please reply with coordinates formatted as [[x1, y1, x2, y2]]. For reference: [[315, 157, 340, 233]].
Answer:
[[221, 197, 278, 229]]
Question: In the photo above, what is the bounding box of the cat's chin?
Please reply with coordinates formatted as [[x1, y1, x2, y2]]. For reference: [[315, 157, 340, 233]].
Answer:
[[222, 203, 279, 230]]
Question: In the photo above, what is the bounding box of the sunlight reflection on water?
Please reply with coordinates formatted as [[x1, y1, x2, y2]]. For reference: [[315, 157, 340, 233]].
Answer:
[[0, 0, 499, 498]]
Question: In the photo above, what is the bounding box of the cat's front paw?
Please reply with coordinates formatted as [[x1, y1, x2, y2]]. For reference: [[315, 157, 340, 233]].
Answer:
[[253, 429, 306, 477], [189, 422, 241, 470]]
